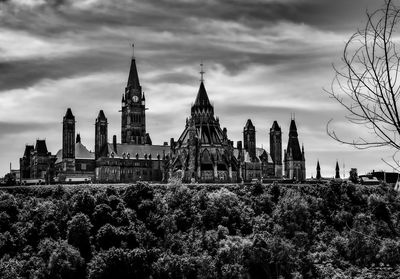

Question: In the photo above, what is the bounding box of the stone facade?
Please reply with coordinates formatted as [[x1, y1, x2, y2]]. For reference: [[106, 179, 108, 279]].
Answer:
[[169, 82, 238, 183], [284, 119, 306, 181], [19, 46, 307, 183]]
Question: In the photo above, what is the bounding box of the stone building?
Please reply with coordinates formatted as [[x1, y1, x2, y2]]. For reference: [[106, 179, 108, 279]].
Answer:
[[169, 80, 239, 183], [20, 139, 56, 183], [93, 48, 169, 183], [19, 45, 307, 183], [284, 119, 306, 181]]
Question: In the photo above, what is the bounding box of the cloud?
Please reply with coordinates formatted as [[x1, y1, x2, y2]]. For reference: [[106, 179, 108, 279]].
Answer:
[[0, 0, 395, 177]]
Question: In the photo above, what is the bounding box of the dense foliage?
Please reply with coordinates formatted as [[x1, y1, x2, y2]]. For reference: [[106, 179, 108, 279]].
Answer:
[[1, 181, 400, 278]]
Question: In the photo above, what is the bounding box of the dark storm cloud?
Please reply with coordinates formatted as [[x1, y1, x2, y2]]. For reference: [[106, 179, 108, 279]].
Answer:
[[3, 0, 381, 32], [0, 0, 392, 176], [154, 72, 197, 86], [0, 0, 368, 79], [0, 121, 56, 138], [0, 50, 126, 91]]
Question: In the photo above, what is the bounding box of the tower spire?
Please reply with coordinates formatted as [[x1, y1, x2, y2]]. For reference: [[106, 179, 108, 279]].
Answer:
[[200, 62, 205, 83], [335, 160, 340, 179], [131, 43, 135, 59]]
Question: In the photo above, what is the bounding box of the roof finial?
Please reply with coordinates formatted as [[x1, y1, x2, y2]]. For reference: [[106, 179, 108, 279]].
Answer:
[[200, 61, 205, 83], [131, 43, 135, 59]]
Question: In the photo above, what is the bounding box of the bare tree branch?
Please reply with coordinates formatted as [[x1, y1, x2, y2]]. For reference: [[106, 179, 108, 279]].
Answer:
[[326, 0, 400, 166]]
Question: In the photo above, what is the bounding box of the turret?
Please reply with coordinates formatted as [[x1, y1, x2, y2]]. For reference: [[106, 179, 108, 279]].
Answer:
[[284, 117, 306, 181], [270, 120, 282, 177], [316, 160, 321, 180], [121, 44, 148, 145], [243, 119, 256, 162], [191, 81, 214, 122], [62, 108, 75, 159], [335, 161, 340, 179], [95, 110, 108, 160]]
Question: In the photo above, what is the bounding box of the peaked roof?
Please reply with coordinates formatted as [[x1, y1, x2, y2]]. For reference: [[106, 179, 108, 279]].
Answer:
[[127, 58, 140, 89], [55, 142, 95, 164], [35, 140, 48, 155], [64, 108, 74, 120], [97, 110, 107, 120], [194, 82, 211, 107], [23, 145, 34, 158], [287, 118, 302, 161], [289, 119, 298, 137], [271, 120, 281, 131], [233, 147, 273, 163], [244, 119, 255, 129]]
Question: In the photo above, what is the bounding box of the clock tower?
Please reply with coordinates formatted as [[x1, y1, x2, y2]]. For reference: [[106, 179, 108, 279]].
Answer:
[[121, 44, 151, 145]]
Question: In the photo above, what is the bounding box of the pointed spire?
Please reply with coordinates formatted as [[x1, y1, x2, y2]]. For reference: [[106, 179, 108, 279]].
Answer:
[[97, 110, 107, 120], [194, 82, 211, 107], [122, 94, 125, 103], [64, 108, 74, 120], [286, 118, 302, 160], [127, 44, 140, 89], [289, 118, 298, 137], [131, 43, 135, 59], [335, 161, 340, 179], [271, 120, 281, 131], [244, 119, 255, 129], [142, 91, 145, 100], [316, 160, 321, 180]]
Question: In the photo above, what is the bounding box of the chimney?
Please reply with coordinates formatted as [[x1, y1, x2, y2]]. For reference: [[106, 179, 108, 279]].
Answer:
[[237, 141, 242, 151], [76, 133, 81, 143], [113, 135, 117, 152]]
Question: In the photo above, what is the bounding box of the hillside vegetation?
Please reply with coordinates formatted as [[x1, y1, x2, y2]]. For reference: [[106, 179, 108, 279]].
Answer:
[[1, 181, 400, 278]]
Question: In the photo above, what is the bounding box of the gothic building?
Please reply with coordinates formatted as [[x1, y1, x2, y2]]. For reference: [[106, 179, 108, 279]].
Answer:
[[169, 79, 239, 182], [284, 119, 306, 181], [19, 45, 307, 184], [20, 140, 56, 183], [94, 49, 168, 183], [168, 71, 293, 183]]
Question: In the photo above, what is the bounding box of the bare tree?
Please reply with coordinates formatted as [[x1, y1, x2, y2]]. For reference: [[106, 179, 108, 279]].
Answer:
[[326, 0, 400, 168]]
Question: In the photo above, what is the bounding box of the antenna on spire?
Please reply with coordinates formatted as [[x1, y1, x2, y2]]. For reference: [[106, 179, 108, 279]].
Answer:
[[200, 61, 205, 82], [131, 43, 135, 59]]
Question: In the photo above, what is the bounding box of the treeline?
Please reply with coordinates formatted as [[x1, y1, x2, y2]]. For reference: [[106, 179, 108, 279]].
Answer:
[[1, 181, 400, 278]]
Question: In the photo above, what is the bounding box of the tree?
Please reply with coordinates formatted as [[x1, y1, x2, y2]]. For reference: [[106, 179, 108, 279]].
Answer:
[[326, 0, 400, 166], [3, 173, 16, 186], [87, 248, 149, 279], [46, 241, 85, 279], [96, 224, 120, 250], [67, 213, 93, 261]]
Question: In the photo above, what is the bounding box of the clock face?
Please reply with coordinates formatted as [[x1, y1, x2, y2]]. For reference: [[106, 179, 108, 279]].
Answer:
[[132, 96, 139, 103]]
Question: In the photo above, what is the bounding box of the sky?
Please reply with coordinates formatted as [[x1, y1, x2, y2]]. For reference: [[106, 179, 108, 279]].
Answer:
[[0, 0, 397, 178]]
